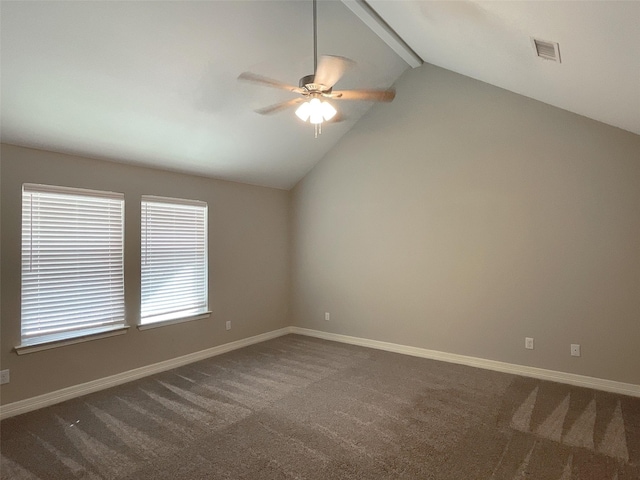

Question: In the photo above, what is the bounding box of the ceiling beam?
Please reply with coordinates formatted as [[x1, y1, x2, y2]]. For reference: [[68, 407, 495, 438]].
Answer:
[[341, 0, 423, 68]]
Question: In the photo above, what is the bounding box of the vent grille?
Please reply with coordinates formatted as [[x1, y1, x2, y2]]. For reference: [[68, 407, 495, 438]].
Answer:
[[532, 38, 561, 63]]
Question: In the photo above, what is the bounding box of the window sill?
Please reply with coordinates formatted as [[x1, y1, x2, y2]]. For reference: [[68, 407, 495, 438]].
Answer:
[[137, 311, 212, 331], [14, 326, 130, 355]]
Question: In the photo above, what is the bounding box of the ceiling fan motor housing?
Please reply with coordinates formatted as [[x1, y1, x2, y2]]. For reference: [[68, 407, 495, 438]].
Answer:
[[299, 74, 331, 94]]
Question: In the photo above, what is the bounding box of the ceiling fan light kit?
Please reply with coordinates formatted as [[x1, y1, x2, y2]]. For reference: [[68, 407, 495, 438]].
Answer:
[[238, 0, 395, 137], [295, 98, 337, 124]]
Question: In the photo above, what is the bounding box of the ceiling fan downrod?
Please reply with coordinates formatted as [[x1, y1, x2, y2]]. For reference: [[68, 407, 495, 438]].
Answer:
[[313, 0, 318, 74]]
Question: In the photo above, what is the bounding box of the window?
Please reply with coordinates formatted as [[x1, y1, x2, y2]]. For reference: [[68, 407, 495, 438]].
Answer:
[[140, 196, 208, 326], [20, 184, 125, 348]]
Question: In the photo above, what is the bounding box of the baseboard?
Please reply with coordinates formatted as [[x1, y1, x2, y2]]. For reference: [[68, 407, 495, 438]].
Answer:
[[3, 325, 638, 419], [290, 327, 640, 398], [0, 327, 292, 420]]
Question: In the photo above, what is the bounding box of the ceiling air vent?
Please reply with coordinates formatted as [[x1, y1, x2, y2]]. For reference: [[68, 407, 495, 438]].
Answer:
[[532, 38, 561, 63]]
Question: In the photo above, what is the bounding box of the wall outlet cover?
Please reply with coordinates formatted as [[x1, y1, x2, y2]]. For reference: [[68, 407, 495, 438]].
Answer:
[[571, 344, 581, 357], [525, 337, 534, 350], [0, 369, 9, 385]]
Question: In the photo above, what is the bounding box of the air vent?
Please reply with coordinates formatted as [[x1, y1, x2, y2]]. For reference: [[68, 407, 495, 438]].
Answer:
[[532, 38, 561, 63]]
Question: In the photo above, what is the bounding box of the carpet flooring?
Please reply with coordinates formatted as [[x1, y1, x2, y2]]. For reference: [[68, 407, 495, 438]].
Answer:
[[1, 334, 639, 479]]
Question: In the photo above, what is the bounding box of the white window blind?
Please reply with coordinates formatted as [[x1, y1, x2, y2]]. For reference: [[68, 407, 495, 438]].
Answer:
[[141, 196, 208, 325], [21, 184, 125, 346]]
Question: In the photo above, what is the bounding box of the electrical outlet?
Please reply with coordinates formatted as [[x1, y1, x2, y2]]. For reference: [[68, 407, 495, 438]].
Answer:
[[571, 344, 581, 357], [0, 369, 9, 385], [325, 312, 330, 321], [525, 337, 534, 350], [225, 321, 231, 331]]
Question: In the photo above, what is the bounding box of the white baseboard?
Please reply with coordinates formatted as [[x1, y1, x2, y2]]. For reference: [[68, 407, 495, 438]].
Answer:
[[290, 327, 640, 398], [3, 325, 638, 419], [0, 327, 291, 420]]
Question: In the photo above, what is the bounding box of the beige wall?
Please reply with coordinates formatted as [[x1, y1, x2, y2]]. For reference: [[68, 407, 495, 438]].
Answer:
[[0, 144, 290, 405], [2, 63, 639, 407], [291, 64, 640, 385]]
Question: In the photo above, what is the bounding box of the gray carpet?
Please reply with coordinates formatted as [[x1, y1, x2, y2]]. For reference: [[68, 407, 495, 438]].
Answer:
[[1, 334, 639, 479]]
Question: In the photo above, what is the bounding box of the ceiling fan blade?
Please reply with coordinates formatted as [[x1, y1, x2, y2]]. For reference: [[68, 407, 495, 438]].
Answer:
[[238, 72, 302, 93], [314, 55, 354, 88], [330, 89, 396, 102], [255, 97, 305, 115]]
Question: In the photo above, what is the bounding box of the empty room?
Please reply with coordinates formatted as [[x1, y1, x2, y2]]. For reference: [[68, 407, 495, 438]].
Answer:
[[1, 1, 639, 479]]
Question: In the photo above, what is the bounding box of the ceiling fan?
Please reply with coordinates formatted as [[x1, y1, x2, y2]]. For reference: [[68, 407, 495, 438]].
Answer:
[[238, 0, 395, 137]]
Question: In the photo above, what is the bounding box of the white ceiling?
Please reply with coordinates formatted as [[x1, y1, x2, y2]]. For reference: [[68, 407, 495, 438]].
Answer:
[[0, 1, 407, 189], [2, 1, 638, 190], [368, 0, 640, 137]]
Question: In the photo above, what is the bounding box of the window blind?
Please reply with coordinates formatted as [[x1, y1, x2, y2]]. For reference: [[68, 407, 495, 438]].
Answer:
[[141, 196, 208, 325], [21, 184, 125, 345]]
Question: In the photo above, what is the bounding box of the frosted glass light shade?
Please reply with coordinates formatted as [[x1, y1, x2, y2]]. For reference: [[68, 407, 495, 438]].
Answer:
[[321, 101, 337, 121], [295, 102, 311, 121]]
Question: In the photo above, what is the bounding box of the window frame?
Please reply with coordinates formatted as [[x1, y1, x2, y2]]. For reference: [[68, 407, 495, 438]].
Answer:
[[16, 183, 128, 354], [139, 195, 210, 329]]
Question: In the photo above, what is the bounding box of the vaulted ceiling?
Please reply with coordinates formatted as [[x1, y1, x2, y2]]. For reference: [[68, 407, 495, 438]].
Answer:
[[2, 1, 638, 190], [368, 0, 640, 137]]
